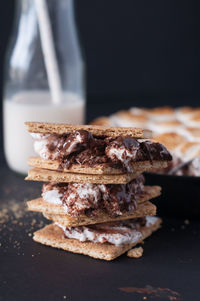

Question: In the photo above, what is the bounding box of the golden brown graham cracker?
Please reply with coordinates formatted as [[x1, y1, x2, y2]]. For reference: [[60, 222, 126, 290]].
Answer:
[[25, 121, 152, 138], [25, 168, 141, 184], [28, 200, 157, 227], [43, 201, 156, 227], [27, 186, 160, 226], [33, 218, 162, 261], [28, 157, 168, 175], [127, 246, 144, 258]]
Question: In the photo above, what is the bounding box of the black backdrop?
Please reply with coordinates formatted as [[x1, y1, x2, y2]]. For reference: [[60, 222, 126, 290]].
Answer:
[[0, 0, 200, 123]]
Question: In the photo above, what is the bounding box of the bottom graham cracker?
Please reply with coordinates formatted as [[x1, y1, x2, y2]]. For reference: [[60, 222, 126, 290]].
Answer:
[[33, 217, 162, 261]]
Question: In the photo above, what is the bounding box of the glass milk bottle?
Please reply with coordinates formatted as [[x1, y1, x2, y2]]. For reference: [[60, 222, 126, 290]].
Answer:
[[3, 0, 85, 174]]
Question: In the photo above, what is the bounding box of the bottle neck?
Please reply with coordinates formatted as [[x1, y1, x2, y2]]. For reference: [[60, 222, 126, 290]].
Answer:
[[5, 0, 85, 98]]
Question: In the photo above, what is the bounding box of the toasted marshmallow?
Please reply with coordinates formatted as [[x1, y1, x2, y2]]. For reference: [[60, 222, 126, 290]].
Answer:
[[174, 142, 200, 162], [145, 107, 176, 122], [110, 111, 149, 128], [129, 107, 148, 116], [153, 132, 186, 152], [175, 107, 200, 124], [149, 120, 183, 135], [176, 127, 200, 142], [186, 112, 200, 128], [90, 117, 110, 126], [188, 157, 200, 176]]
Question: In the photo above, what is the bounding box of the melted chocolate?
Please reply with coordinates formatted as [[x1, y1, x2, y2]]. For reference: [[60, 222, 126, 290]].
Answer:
[[37, 130, 172, 172], [46, 130, 92, 162], [65, 217, 146, 237], [119, 285, 181, 300], [100, 175, 145, 216], [42, 175, 145, 217]]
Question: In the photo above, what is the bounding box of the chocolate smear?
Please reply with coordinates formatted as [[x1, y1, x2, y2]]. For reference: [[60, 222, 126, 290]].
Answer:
[[119, 285, 181, 300]]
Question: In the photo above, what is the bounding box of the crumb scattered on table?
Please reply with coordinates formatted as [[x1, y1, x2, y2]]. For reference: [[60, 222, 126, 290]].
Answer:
[[0, 198, 45, 254], [127, 246, 143, 258]]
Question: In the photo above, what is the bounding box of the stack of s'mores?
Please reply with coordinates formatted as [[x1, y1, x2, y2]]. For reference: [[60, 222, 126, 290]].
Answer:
[[26, 122, 172, 260]]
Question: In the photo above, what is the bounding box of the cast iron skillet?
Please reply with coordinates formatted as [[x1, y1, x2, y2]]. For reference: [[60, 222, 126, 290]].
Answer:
[[145, 173, 200, 218]]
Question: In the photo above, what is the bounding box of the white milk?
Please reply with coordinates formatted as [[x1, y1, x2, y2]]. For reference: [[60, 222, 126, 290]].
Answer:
[[3, 90, 85, 174]]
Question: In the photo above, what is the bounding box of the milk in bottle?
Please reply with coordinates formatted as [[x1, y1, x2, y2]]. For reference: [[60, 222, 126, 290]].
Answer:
[[3, 0, 85, 174]]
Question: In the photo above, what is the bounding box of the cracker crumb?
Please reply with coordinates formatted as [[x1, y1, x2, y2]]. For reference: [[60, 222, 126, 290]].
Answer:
[[127, 246, 143, 258], [0, 198, 45, 254]]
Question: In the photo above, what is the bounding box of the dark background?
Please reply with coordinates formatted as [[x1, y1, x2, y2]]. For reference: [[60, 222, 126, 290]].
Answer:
[[77, 0, 200, 110], [1, 3, 200, 300], [78, 0, 200, 115], [0, 0, 200, 151], [1, 1, 200, 113]]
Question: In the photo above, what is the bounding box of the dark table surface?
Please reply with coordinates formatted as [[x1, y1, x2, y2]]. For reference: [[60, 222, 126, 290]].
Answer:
[[0, 158, 200, 301]]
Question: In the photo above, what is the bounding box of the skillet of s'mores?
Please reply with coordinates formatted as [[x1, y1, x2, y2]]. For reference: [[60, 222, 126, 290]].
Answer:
[[25, 122, 172, 260], [91, 106, 200, 177]]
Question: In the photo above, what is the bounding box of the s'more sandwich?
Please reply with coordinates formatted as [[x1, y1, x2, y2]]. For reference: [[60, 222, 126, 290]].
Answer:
[[25, 122, 171, 176], [25, 122, 172, 260]]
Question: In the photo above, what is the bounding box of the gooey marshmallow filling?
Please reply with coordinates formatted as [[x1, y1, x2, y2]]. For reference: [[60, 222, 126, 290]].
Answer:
[[42, 183, 101, 209], [31, 133, 50, 160], [42, 188, 63, 205], [55, 216, 158, 246], [56, 223, 142, 246]]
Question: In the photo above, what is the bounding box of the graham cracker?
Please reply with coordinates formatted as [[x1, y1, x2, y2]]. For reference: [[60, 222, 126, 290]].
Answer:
[[127, 246, 144, 258], [25, 168, 141, 184], [27, 186, 160, 226], [42, 201, 156, 227], [28, 157, 168, 175], [33, 218, 162, 260], [25, 122, 152, 139]]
